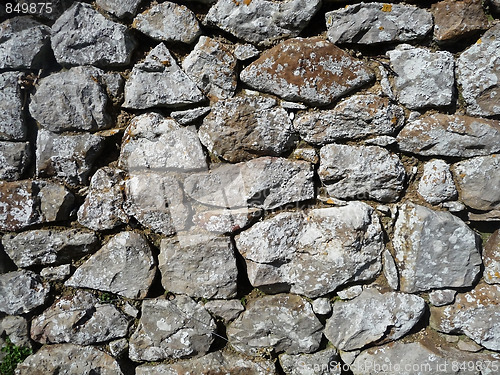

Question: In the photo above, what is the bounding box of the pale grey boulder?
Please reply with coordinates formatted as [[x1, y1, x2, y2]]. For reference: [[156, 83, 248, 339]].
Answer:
[[96, 0, 142, 18], [0, 141, 30, 181], [0, 270, 50, 315], [417, 159, 457, 205], [429, 289, 457, 307], [0, 72, 27, 141], [280, 348, 341, 375]]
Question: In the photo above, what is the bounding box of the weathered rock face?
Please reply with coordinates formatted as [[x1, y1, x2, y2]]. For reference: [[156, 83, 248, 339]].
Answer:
[[484, 230, 500, 284], [235, 202, 385, 297], [65, 232, 156, 299], [228, 294, 323, 355], [205, 0, 321, 46], [129, 296, 216, 361], [193, 207, 260, 234], [0, 141, 30, 181], [319, 144, 406, 202], [0, 270, 50, 315], [199, 95, 294, 162], [51, 2, 136, 67], [393, 203, 482, 293], [171, 107, 211, 125], [326, 3, 433, 45], [279, 348, 340, 375], [0, 72, 26, 141], [429, 289, 457, 307], [240, 37, 374, 106], [417, 159, 457, 205], [203, 300, 244, 323], [234, 43, 260, 61], [0, 315, 32, 353], [96, 0, 142, 18]]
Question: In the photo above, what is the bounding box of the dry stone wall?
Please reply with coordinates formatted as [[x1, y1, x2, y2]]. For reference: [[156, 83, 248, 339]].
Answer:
[[1, 0, 500, 374]]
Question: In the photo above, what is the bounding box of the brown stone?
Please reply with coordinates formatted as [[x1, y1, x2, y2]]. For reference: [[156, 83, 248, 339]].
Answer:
[[484, 230, 500, 284], [0, 181, 38, 231]]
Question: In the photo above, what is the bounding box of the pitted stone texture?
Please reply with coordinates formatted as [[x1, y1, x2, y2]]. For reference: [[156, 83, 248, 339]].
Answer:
[[133, 2, 201, 44], [388, 45, 455, 109], [0, 17, 51, 69], [484, 230, 500, 284], [393, 202, 482, 293], [337, 285, 363, 300], [182, 36, 237, 100], [235, 202, 385, 297], [431, 284, 500, 351], [2, 229, 98, 268], [312, 298, 332, 316], [429, 289, 457, 307], [199, 95, 294, 162], [397, 114, 500, 157], [205, 0, 321, 46], [159, 234, 238, 299], [234, 43, 260, 61], [457, 24, 500, 117], [40, 265, 71, 281], [16, 344, 124, 375], [0, 270, 49, 315], [294, 94, 404, 145], [452, 155, 500, 211], [418, 159, 457, 205], [123, 44, 205, 109], [193, 207, 260, 233], [0, 141, 30, 181], [129, 296, 216, 361], [31, 291, 129, 345], [203, 300, 244, 323], [0, 72, 26, 141], [184, 157, 314, 210], [30, 66, 111, 133], [240, 37, 374, 106], [280, 348, 341, 375], [319, 144, 406, 202], [326, 3, 433, 45], [171, 107, 211, 125], [96, 0, 142, 18], [325, 289, 426, 351], [119, 113, 207, 172], [36, 129, 105, 186], [65, 232, 155, 299], [51, 2, 136, 67]]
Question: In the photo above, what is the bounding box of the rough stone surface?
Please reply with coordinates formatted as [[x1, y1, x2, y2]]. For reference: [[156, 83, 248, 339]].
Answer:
[[0, 141, 30, 181], [227, 294, 323, 355], [326, 3, 433, 45], [337, 285, 364, 300], [388, 45, 455, 109], [129, 296, 216, 361], [203, 300, 244, 322], [325, 289, 426, 351], [0, 316, 31, 349], [51, 2, 136, 67], [417, 159, 457, 205], [0, 270, 49, 315], [383, 249, 399, 290], [199, 95, 294, 162], [133, 2, 201, 44], [312, 298, 332, 315], [319, 144, 406, 202], [193, 207, 261, 234], [40, 264, 71, 281], [234, 43, 260, 60], [240, 37, 374, 106], [123, 44, 205, 109], [171, 107, 211, 125], [205, 0, 321, 46], [109, 338, 128, 357], [280, 348, 341, 375], [0, 72, 26, 141], [294, 94, 404, 145], [65, 232, 156, 299], [393, 202, 482, 293], [429, 289, 457, 307], [235, 202, 385, 297], [484, 230, 500, 284], [96, 0, 142, 18]]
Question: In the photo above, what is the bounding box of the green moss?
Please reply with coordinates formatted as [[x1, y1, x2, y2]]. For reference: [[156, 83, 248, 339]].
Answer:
[[0, 337, 32, 375]]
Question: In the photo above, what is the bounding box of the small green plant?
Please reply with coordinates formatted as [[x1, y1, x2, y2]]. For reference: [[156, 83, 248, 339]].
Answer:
[[0, 336, 32, 375], [99, 292, 113, 303]]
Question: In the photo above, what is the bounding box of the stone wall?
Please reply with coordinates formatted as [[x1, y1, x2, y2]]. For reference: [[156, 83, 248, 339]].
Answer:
[[1, 0, 500, 374]]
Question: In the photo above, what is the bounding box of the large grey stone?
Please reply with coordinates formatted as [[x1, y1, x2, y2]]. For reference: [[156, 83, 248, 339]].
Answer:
[[319, 144, 406, 202], [96, 0, 142, 18], [0, 72, 26, 141], [65, 232, 156, 299], [123, 44, 205, 109], [280, 348, 341, 375], [205, 0, 321, 46], [393, 202, 482, 293], [0, 141, 30, 181], [0, 270, 50, 315], [484, 229, 500, 284], [51, 2, 136, 67], [326, 3, 433, 44], [417, 159, 457, 205], [199, 95, 294, 162], [235, 202, 385, 297], [240, 37, 374, 106]]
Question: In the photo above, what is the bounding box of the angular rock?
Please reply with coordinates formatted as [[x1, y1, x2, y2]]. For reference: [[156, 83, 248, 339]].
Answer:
[[234, 43, 260, 61], [312, 298, 332, 315], [337, 285, 364, 301], [199, 95, 294, 162], [227, 294, 323, 355], [51, 2, 136, 67], [171, 107, 211, 125], [484, 230, 500, 284], [319, 144, 406, 202], [133, 2, 201, 44], [326, 3, 433, 45], [294, 94, 404, 145], [235, 202, 385, 297], [96, 0, 142, 18], [417, 159, 457, 205], [291, 148, 319, 164], [393, 202, 482, 293], [109, 338, 128, 357], [184, 157, 314, 210], [383, 249, 399, 290], [397, 114, 500, 157], [240, 37, 374, 106], [29, 66, 112, 133], [77, 167, 128, 230], [203, 300, 244, 323], [40, 264, 71, 281], [37, 181, 75, 222], [123, 44, 205, 109], [205, 0, 321, 46], [0, 316, 31, 349], [429, 289, 457, 307], [65, 232, 156, 299], [0, 141, 30, 181], [280, 348, 341, 375], [129, 296, 215, 361], [457, 24, 500, 116], [193, 207, 260, 233], [325, 289, 426, 351], [0, 72, 26, 141], [0, 270, 49, 315], [159, 234, 238, 299], [388, 45, 455, 109], [2, 228, 98, 268], [182, 36, 237, 100], [0, 17, 51, 69]]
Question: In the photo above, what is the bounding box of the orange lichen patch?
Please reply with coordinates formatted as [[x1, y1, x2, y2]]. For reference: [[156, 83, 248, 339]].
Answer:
[[232, 0, 241, 5], [379, 26, 385, 30], [476, 38, 482, 44], [381, 4, 392, 12], [460, 173, 466, 178], [243, 0, 252, 5], [391, 116, 398, 124], [326, 198, 335, 204], [160, 60, 171, 67]]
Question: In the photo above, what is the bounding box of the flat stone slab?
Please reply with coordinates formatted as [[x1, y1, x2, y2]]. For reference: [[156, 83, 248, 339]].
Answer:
[[0, 72, 27, 141]]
